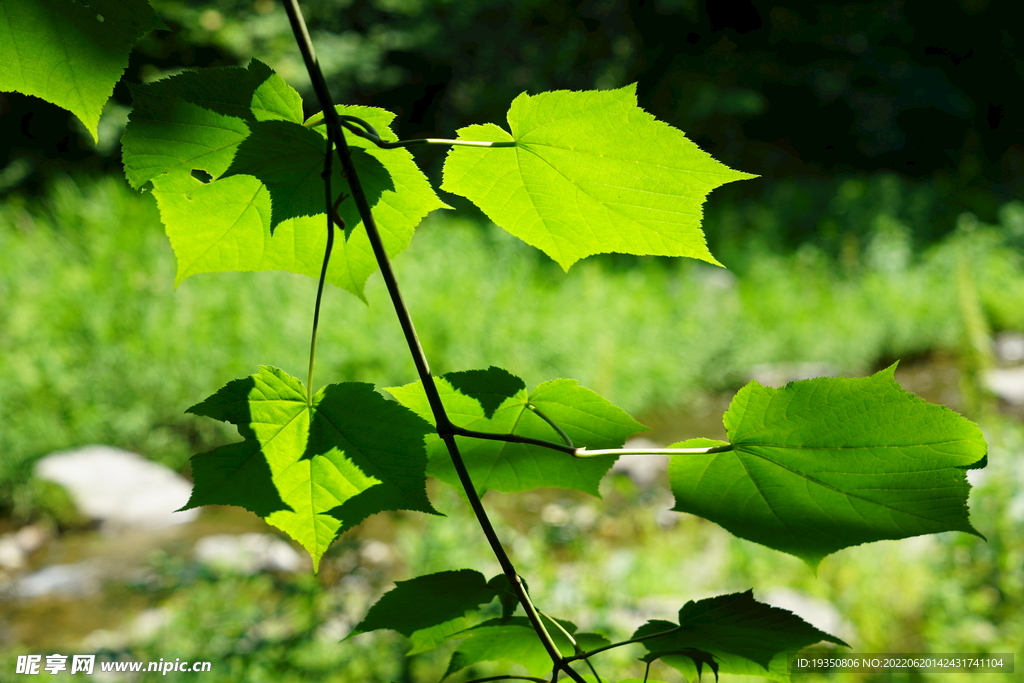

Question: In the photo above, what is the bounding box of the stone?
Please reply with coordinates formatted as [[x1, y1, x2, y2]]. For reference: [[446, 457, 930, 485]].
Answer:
[[193, 533, 305, 574], [9, 561, 103, 598], [34, 446, 199, 531], [994, 333, 1024, 363], [983, 367, 1024, 404], [0, 536, 26, 570], [0, 524, 50, 569], [14, 524, 48, 553], [609, 437, 668, 489]]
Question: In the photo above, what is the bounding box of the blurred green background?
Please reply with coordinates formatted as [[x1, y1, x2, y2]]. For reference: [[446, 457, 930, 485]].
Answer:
[[1, 1, 1022, 682]]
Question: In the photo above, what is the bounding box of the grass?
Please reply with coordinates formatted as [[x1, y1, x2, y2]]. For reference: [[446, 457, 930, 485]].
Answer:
[[1, 173, 1023, 680]]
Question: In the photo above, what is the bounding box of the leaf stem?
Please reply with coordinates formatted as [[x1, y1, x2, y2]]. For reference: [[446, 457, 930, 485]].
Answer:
[[574, 445, 733, 458], [281, 2, 579, 680], [306, 126, 337, 408], [527, 404, 574, 448], [457, 677, 548, 683], [565, 625, 683, 662], [303, 112, 515, 148], [449, 425, 577, 455]]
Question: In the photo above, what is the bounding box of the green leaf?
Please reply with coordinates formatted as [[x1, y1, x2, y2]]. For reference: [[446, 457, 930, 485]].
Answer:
[[441, 84, 756, 270], [386, 369, 645, 496], [669, 366, 987, 567], [181, 366, 438, 571], [0, 0, 163, 142], [444, 366, 526, 419], [128, 69, 448, 298], [635, 591, 846, 683], [122, 59, 300, 188], [349, 569, 499, 652], [487, 574, 520, 620], [223, 120, 392, 229], [445, 616, 609, 678]]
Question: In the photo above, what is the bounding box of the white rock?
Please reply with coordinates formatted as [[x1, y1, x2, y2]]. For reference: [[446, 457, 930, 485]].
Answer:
[[994, 333, 1024, 363], [983, 367, 1024, 404], [34, 446, 198, 531], [610, 437, 668, 489], [10, 561, 103, 598], [0, 537, 26, 570], [14, 524, 48, 553], [194, 533, 304, 574], [359, 539, 393, 565]]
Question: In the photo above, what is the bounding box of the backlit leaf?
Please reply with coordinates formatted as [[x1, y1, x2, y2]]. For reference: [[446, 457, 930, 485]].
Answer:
[[635, 591, 846, 683], [123, 63, 447, 298], [445, 616, 609, 678], [181, 366, 438, 571], [441, 84, 756, 269], [350, 569, 497, 640], [444, 366, 526, 419], [386, 369, 645, 496], [223, 120, 392, 229], [122, 59, 299, 188], [669, 366, 987, 567], [0, 0, 163, 142]]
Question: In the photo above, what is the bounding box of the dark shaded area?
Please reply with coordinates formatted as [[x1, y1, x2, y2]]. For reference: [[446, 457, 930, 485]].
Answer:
[[443, 366, 526, 419], [183, 377, 294, 518], [2, 0, 1020, 251]]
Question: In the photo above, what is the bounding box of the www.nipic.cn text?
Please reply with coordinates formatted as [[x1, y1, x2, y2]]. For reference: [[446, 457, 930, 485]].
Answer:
[[15, 655, 212, 675]]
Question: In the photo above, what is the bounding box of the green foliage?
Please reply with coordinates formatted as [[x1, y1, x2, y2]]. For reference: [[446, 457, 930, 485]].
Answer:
[[668, 367, 987, 567], [349, 569, 498, 652], [0, 0, 163, 141], [442, 85, 755, 270], [122, 63, 447, 298], [0, 4, 997, 681], [444, 616, 610, 678], [635, 591, 847, 682], [181, 366, 437, 570], [387, 368, 644, 496]]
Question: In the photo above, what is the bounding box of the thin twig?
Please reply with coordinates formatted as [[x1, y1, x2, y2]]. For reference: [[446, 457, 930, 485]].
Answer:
[[448, 425, 577, 455], [565, 625, 683, 662], [457, 676, 547, 683], [303, 112, 515, 149]]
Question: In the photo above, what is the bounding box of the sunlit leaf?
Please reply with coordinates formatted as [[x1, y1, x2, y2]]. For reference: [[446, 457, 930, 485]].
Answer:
[[386, 368, 645, 495], [0, 0, 163, 142], [122, 59, 299, 188], [669, 366, 987, 567], [123, 63, 448, 298], [635, 591, 846, 683], [350, 569, 497, 653], [441, 84, 756, 269], [181, 366, 438, 571], [445, 616, 609, 678]]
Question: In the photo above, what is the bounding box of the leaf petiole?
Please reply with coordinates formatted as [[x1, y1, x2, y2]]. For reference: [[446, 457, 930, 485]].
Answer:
[[306, 127, 339, 408], [456, 677, 548, 683], [566, 625, 683, 662], [447, 424, 576, 455], [304, 112, 514, 149], [526, 403, 574, 448], [574, 445, 734, 458]]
